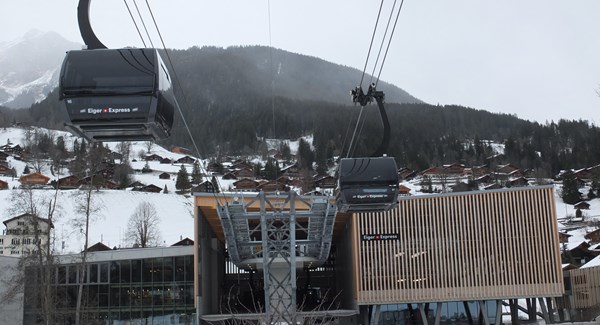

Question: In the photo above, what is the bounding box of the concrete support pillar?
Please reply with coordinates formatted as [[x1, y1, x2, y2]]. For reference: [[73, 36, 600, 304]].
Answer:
[[479, 301, 490, 325], [434, 302, 443, 325], [538, 297, 550, 324], [495, 300, 502, 325], [373, 305, 381, 325], [418, 303, 429, 325], [463, 301, 474, 325]]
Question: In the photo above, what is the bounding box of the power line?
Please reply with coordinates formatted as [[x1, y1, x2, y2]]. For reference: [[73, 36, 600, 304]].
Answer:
[[123, 0, 147, 47], [143, 0, 227, 205]]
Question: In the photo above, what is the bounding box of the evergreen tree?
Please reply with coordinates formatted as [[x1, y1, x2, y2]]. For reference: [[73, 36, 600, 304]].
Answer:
[[191, 161, 202, 184], [175, 165, 191, 191], [163, 185, 169, 194], [211, 176, 220, 193], [561, 173, 581, 205]]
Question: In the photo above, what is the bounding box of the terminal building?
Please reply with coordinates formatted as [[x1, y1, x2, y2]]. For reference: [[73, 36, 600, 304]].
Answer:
[[193, 185, 564, 324]]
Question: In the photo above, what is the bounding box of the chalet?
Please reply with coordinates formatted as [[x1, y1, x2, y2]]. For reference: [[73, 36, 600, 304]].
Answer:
[[0, 151, 8, 161], [192, 180, 218, 193], [495, 163, 520, 175], [137, 184, 162, 193], [170, 146, 192, 155], [585, 229, 600, 243], [159, 157, 172, 164], [0, 179, 8, 190], [19, 172, 50, 186], [257, 180, 288, 192], [485, 153, 505, 164], [145, 154, 164, 162], [399, 184, 411, 196], [159, 172, 171, 180], [78, 176, 118, 189], [0, 163, 13, 176], [281, 163, 301, 178], [207, 162, 223, 173], [397, 167, 417, 181], [475, 174, 494, 184], [451, 182, 471, 193], [574, 201, 591, 210], [559, 232, 572, 244], [176, 156, 196, 164], [85, 242, 112, 252], [563, 242, 599, 267], [233, 168, 255, 179], [276, 176, 292, 185], [442, 163, 466, 175], [172, 237, 194, 246], [508, 169, 525, 178], [230, 160, 254, 171], [128, 181, 145, 188], [483, 183, 503, 190], [471, 165, 490, 178], [2, 144, 23, 155], [420, 166, 444, 176], [57, 175, 80, 189], [233, 178, 259, 191], [222, 172, 237, 180], [508, 177, 529, 187], [314, 175, 336, 189]]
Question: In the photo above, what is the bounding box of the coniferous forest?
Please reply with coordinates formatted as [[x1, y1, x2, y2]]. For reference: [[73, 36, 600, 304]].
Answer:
[[0, 45, 599, 177]]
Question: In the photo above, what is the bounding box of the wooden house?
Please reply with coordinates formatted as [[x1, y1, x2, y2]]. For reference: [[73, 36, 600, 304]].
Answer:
[[281, 163, 301, 178], [442, 163, 466, 175], [145, 154, 164, 162], [420, 166, 444, 176], [159, 172, 171, 180], [176, 156, 196, 164], [575, 201, 591, 210], [172, 237, 194, 246], [222, 172, 237, 180], [471, 165, 490, 178], [0, 151, 8, 161], [233, 178, 259, 191], [508, 177, 529, 187], [19, 172, 50, 186], [451, 182, 471, 193], [207, 162, 223, 173], [128, 181, 145, 188], [585, 229, 600, 243], [86, 242, 112, 252], [276, 176, 292, 185], [257, 180, 288, 192], [475, 174, 493, 184], [233, 168, 255, 179], [57, 175, 80, 189], [231, 160, 254, 171], [159, 157, 172, 164], [0, 163, 13, 176], [496, 163, 520, 175], [397, 167, 417, 180], [0, 179, 8, 190], [398, 184, 411, 196], [314, 175, 336, 189], [138, 184, 162, 193], [2, 144, 23, 155], [192, 180, 218, 193], [558, 232, 572, 244], [564, 242, 599, 267], [484, 183, 503, 190], [107, 151, 123, 161]]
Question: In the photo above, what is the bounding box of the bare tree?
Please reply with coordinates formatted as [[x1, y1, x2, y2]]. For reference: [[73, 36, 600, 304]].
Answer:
[[2, 184, 62, 325], [126, 202, 161, 248], [144, 141, 154, 154], [72, 184, 103, 325]]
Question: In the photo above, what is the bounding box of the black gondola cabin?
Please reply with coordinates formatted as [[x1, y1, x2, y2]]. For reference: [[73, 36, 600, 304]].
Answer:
[[59, 48, 176, 142], [336, 157, 399, 213]]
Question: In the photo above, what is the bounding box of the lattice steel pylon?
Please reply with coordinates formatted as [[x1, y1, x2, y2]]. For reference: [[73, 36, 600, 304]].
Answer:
[[217, 191, 337, 324]]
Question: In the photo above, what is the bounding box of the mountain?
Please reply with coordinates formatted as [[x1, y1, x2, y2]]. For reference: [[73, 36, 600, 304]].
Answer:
[[0, 30, 81, 108]]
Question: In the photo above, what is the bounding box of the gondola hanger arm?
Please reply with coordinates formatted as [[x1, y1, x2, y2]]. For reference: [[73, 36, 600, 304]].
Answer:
[[77, 0, 107, 49]]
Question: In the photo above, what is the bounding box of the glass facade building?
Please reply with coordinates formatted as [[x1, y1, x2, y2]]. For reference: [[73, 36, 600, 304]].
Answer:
[[24, 246, 195, 325]]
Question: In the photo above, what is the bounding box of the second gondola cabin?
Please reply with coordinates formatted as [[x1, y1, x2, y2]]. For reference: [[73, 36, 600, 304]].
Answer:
[[336, 157, 399, 213], [59, 48, 176, 142]]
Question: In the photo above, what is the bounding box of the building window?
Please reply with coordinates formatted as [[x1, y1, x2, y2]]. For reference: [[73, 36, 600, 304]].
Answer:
[[17, 221, 25, 226], [0, 238, 3, 244], [11, 238, 20, 245], [10, 250, 19, 255]]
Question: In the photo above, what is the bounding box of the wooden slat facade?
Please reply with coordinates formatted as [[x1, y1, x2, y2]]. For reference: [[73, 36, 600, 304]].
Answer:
[[570, 266, 600, 309], [352, 186, 563, 304]]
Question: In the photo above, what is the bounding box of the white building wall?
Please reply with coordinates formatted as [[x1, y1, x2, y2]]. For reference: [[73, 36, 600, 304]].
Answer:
[[0, 256, 24, 324]]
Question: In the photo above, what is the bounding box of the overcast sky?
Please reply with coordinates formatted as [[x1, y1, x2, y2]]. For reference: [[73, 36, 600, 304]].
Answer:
[[2, 0, 600, 124]]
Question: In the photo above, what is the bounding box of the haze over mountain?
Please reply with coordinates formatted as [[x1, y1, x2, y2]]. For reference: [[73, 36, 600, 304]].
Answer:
[[0, 31, 419, 110], [0, 30, 81, 108]]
